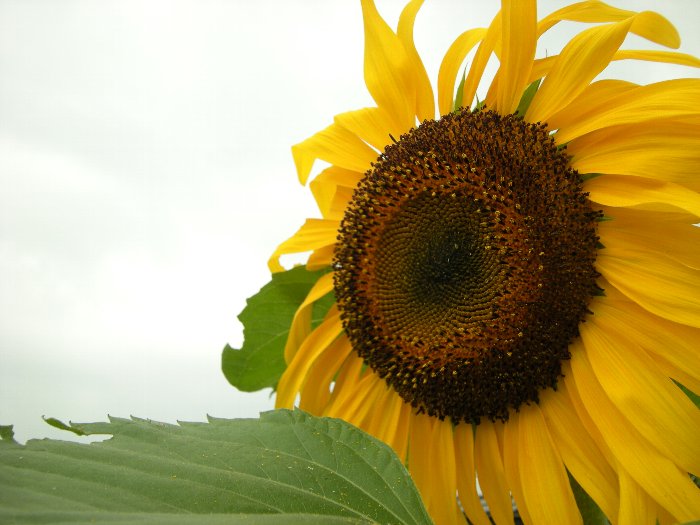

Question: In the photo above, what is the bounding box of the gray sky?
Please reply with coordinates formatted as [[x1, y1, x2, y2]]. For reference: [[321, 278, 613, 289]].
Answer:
[[1, 0, 699, 444]]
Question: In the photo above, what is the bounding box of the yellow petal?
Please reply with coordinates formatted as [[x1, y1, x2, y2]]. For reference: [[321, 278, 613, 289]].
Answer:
[[539, 78, 637, 138], [538, 0, 635, 34], [342, 373, 386, 429], [364, 385, 398, 446], [598, 206, 700, 270], [307, 244, 335, 271], [568, 347, 700, 522], [409, 414, 462, 525], [599, 282, 700, 396], [360, 0, 416, 130], [283, 271, 335, 364], [310, 179, 352, 225], [298, 336, 352, 414], [539, 383, 619, 521], [569, 120, 700, 191], [437, 27, 488, 115], [656, 507, 678, 525], [527, 55, 556, 83], [502, 414, 534, 525], [612, 49, 700, 68], [559, 357, 616, 465], [598, 249, 700, 328], [618, 468, 657, 525], [309, 165, 363, 216], [365, 388, 417, 466], [322, 185, 354, 222], [454, 424, 491, 525], [309, 171, 340, 219], [369, 389, 411, 461], [334, 106, 399, 152], [549, 79, 700, 143], [312, 165, 364, 193], [474, 420, 514, 525], [528, 50, 700, 91], [397, 0, 435, 121], [618, 10, 680, 49], [538, 2, 679, 48], [517, 403, 582, 525], [382, 396, 412, 462], [292, 122, 377, 185], [276, 306, 342, 408], [553, 78, 638, 118], [496, 0, 536, 114], [526, 18, 634, 123], [461, 11, 502, 111], [326, 365, 382, 425], [408, 414, 438, 516], [324, 353, 364, 414], [584, 305, 700, 476], [483, 72, 498, 109], [585, 175, 700, 219], [268, 218, 339, 272], [650, 352, 700, 401]]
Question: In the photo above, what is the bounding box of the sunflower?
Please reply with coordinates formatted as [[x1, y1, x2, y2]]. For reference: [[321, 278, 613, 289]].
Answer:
[[268, 1, 700, 523]]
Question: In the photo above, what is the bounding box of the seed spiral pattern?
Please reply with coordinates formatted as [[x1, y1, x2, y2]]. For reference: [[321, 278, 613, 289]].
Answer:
[[333, 109, 601, 423]]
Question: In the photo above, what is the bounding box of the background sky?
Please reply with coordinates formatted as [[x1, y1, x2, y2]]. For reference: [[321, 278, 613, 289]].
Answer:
[[1, 0, 699, 444]]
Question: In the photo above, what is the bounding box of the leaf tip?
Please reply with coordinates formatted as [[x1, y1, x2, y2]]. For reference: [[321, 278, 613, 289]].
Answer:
[[42, 416, 88, 436], [0, 424, 18, 444]]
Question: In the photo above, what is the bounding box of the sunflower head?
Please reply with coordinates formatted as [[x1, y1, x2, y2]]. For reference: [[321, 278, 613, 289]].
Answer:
[[334, 108, 601, 423], [263, 1, 700, 523]]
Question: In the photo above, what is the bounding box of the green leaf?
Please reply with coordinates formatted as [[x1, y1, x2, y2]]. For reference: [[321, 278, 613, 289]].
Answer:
[[453, 67, 467, 111], [222, 266, 333, 392], [515, 78, 542, 117], [569, 472, 609, 525], [674, 380, 700, 409], [0, 425, 17, 444], [0, 409, 433, 525], [42, 416, 87, 436]]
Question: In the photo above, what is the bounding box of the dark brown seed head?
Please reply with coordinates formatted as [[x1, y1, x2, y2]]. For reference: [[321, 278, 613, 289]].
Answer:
[[333, 109, 600, 423]]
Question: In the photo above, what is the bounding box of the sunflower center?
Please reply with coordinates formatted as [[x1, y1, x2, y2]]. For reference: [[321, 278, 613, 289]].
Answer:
[[374, 192, 501, 342], [333, 109, 600, 423]]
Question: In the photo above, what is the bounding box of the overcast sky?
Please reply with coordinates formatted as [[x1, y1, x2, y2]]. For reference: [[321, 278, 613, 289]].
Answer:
[[1, 0, 699, 444]]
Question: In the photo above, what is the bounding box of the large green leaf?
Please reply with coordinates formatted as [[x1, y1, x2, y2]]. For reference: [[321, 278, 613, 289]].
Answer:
[[222, 266, 334, 392], [0, 410, 432, 525]]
